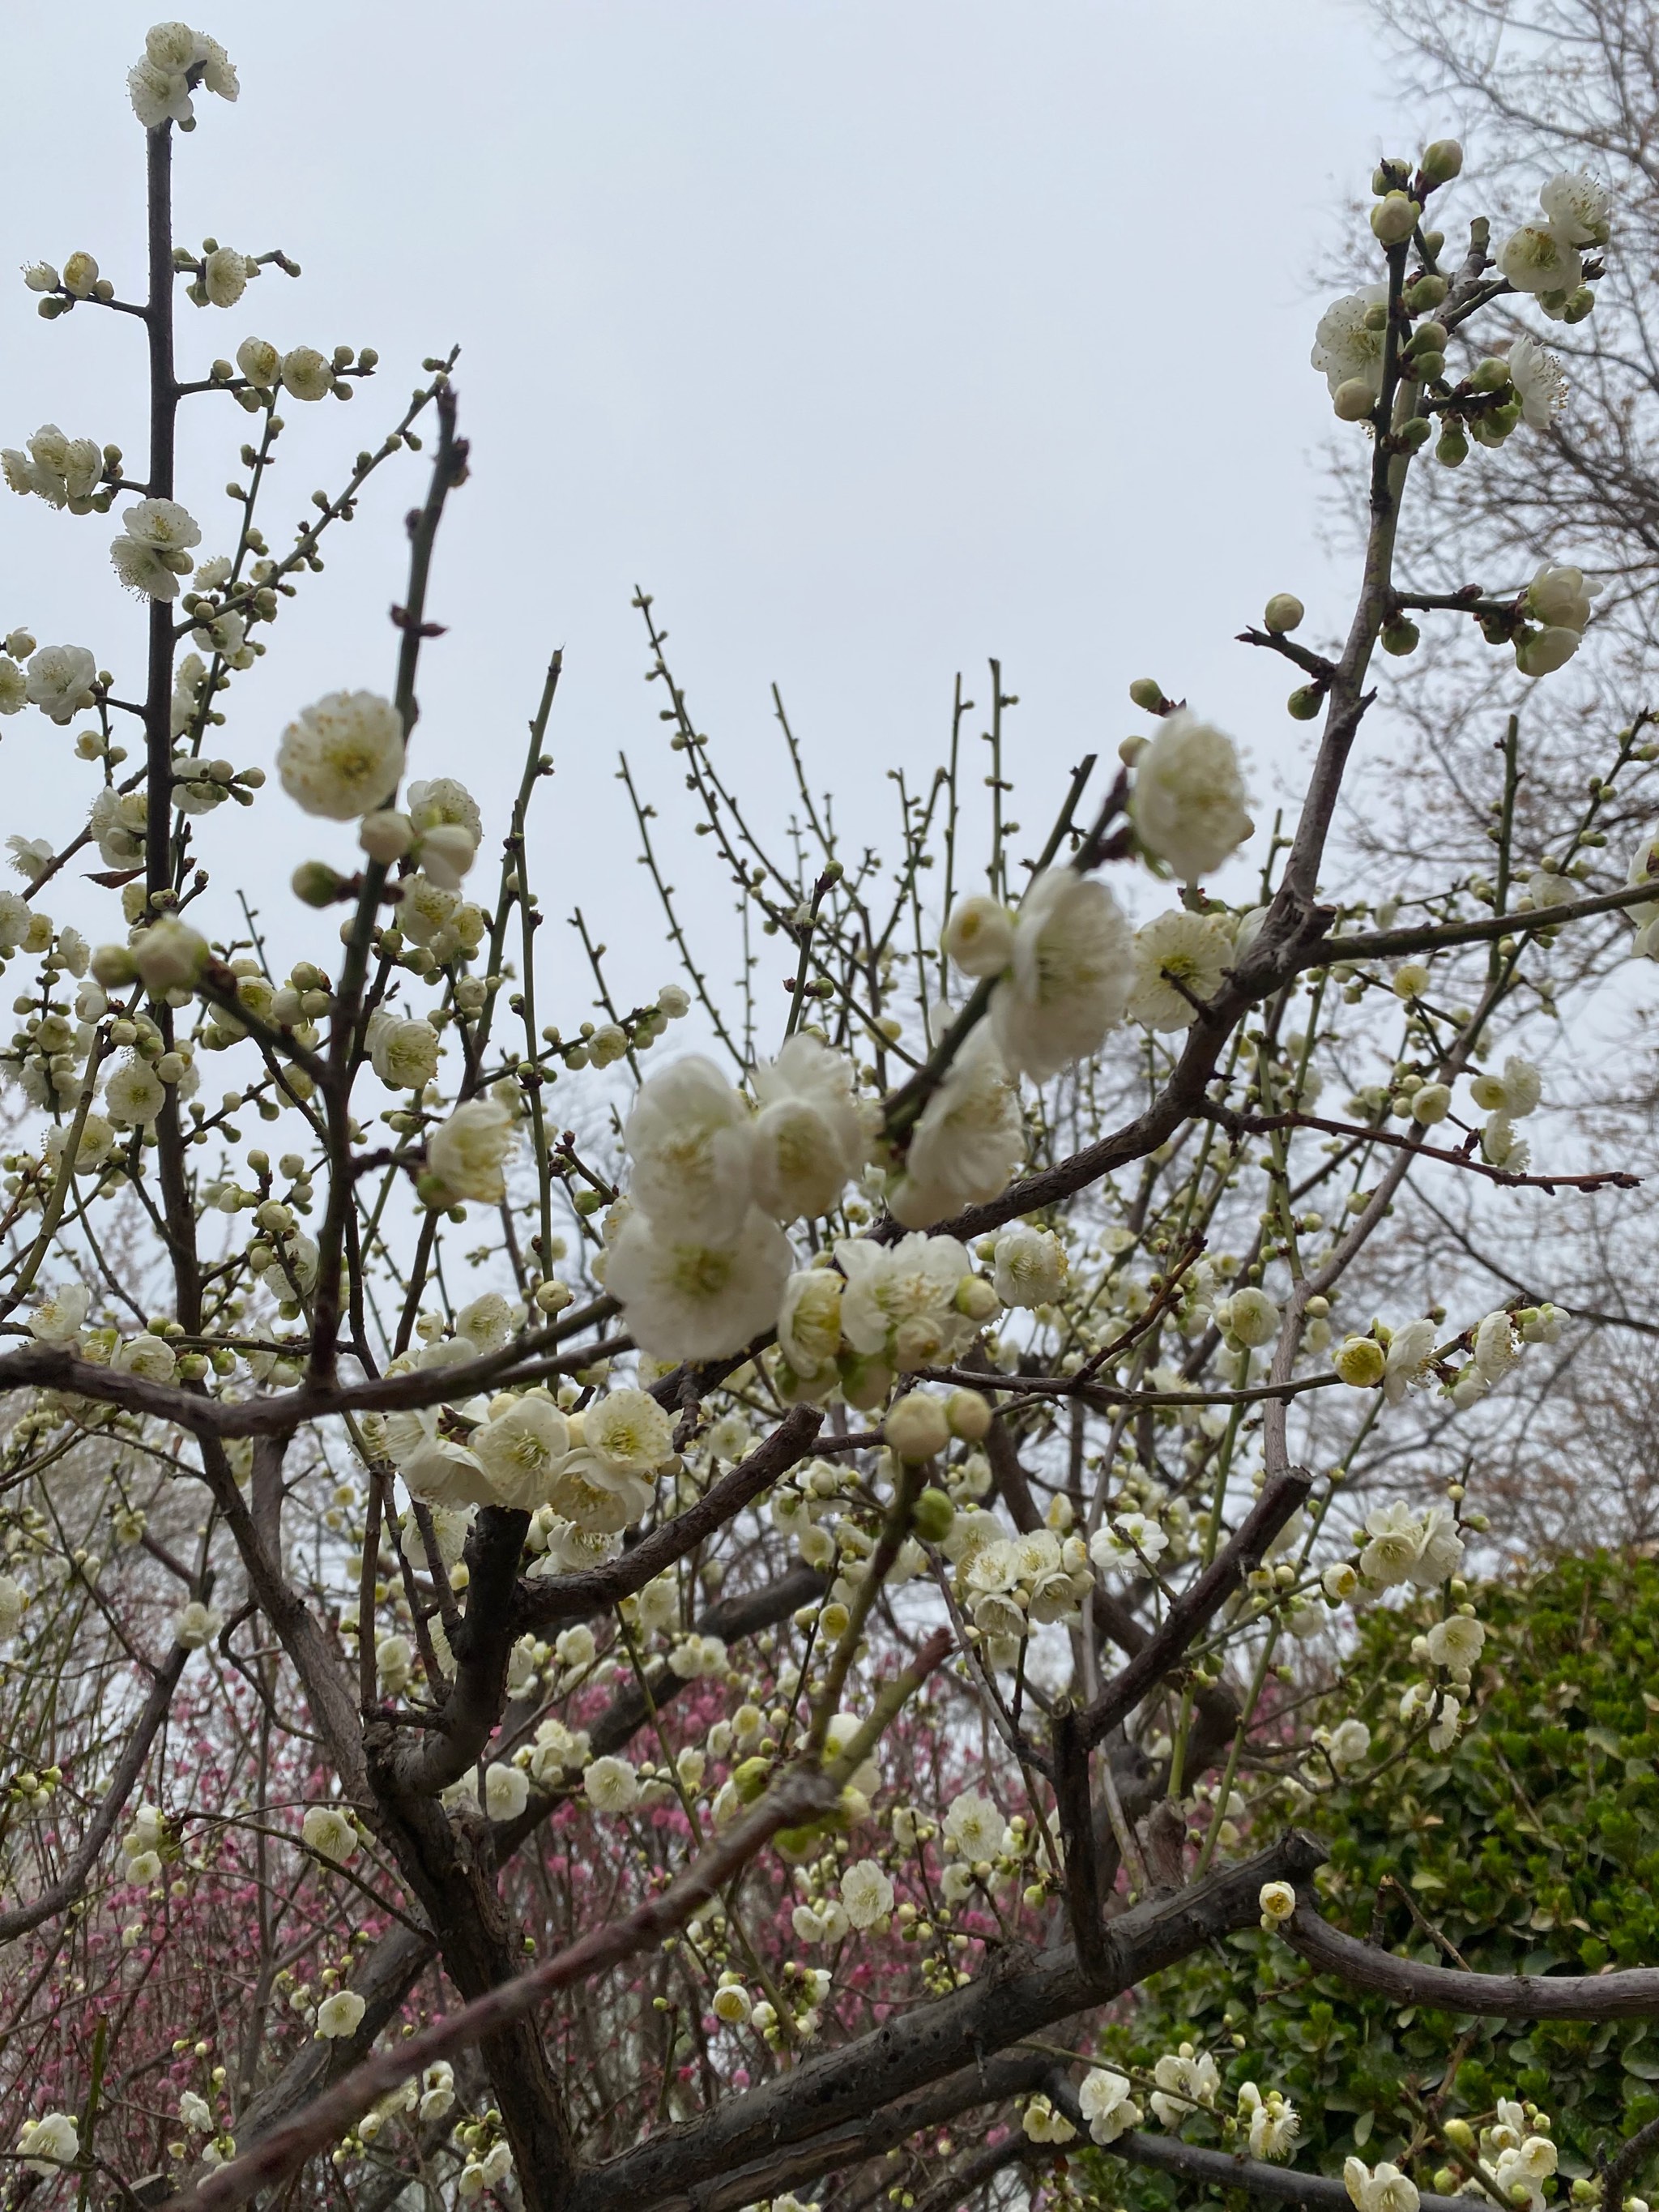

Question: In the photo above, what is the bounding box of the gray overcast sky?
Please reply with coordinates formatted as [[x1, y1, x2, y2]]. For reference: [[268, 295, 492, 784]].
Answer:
[[3, 1, 1410, 1028]]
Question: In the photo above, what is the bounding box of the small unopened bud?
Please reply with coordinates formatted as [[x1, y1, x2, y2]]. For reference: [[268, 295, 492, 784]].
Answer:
[[912, 1488, 956, 1544], [292, 860, 346, 907], [1333, 378, 1376, 422], [885, 1390, 950, 1464], [1286, 685, 1324, 721], [1263, 593, 1304, 634], [1371, 192, 1421, 245], [1128, 677, 1165, 711], [945, 1387, 992, 1442], [1421, 138, 1464, 184]]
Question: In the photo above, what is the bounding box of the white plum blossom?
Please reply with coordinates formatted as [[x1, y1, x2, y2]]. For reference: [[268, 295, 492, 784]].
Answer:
[[424, 1098, 518, 1206], [1090, 1511, 1169, 1575], [277, 690, 405, 820], [992, 1223, 1067, 1309], [1539, 168, 1612, 246], [1382, 1317, 1438, 1403], [623, 1057, 753, 1240], [1311, 284, 1389, 399], [471, 1399, 570, 1510], [301, 1804, 358, 1863], [1469, 1053, 1542, 1119], [1149, 2046, 1219, 2129], [776, 1267, 844, 1385], [1508, 335, 1567, 430], [990, 869, 1133, 1082], [1079, 2067, 1142, 2145], [484, 1761, 529, 1821], [1426, 1613, 1486, 1672], [748, 1033, 866, 1219], [1127, 909, 1230, 1031], [173, 1599, 223, 1649], [942, 1791, 1003, 1860], [26, 643, 97, 724], [29, 1283, 89, 1343], [583, 1755, 641, 1813], [369, 1014, 441, 1092], [1496, 222, 1583, 297], [1345, 2159, 1420, 2212], [314, 1990, 366, 2041], [1130, 711, 1253, 882], [889, 1024, 1024, 1228], [607, 1205, 793, 1361], [17, 2113, 79, 2176], [110, 497, 201, 601], [838, 1860, 893, 1928], [1239, 2082, 1301, 2162]]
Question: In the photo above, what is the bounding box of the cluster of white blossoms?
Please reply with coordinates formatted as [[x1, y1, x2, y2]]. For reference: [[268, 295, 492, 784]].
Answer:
[[1078, 2066, 1142, 2145], [120, 1800, 167, 1887], [379, 1352, 676, 1574], [127, 21, 238, 129], [1496, 169, 1611, 313], [1354, 1501, 1464, 1591], [2, 424, 109, 510], [951, 1514, 1096, 1663], [607, 1042, 868, 1360], [1473, 2100, 1560, 2212], [1237, 2079, 1301, 2162], [774, 1232, 995, 1405]]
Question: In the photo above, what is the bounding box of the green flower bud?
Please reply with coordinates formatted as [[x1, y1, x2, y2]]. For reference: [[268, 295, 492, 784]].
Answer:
[[1381, 617, 1420, 656], [1371, 192, 1421, 246], [1560, 285, 1596, 325], [290, 860, 345, 907], [1410, 350, 1446, 380], [912, 1488, 957, 1544], [1263, 593, 1305, 634], [1397, 416, 1433, 450], [1405, 321, 1448, 356], [732, 1757, 772, 1804], [1286, 685, 1324, 721], [1128, 677, 1164, 711], [1471, 357, 1512, 394], [1435, 425, 1468, 468], [1421, 139, 1463, 184], [1405, 273, 1449, 312]]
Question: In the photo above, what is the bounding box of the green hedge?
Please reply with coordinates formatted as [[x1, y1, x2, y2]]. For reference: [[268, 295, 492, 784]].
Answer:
[[1084, 1553, 1659, 2202]]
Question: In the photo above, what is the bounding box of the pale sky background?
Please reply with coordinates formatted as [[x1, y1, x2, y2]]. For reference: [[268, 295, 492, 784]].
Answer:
[[2, 0, 1415, 1035]]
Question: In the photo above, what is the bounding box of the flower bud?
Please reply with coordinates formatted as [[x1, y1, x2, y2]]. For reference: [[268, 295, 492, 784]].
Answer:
[[731, 1757, 771, 1804], [885, 1390, 950, 1463], [1128, 677, 1165, 711], [912, 1488, 956, 1544], [1258, 1879, 1296, 1923], [1471, 357, 1512, 394], [954, 1275, 1000, 1322], [1411, 1083, 1452, 1124], [292, 860, 346, 907], [1444, 2120, 1476, 2153], [1381, 618, 1420, 656], [1405, 272, 1449, 311], [359, 810, 415, 864], [1286, 685, 1324, 721], [1559, 286, 1596, 325], [1435, 425, 1469, 468], [1333, 378, 1376, 422], [1421, 139, 1464, 184], [1397, 416, 1433, 451], [1263, 593, 1304, 634], [945, 1387, 992, 1442], [1371, 192, 1421, 245], [1333, 1335, 1387, 1388], [940, 895, 1014, 978], [91, 943, 138, 988]]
